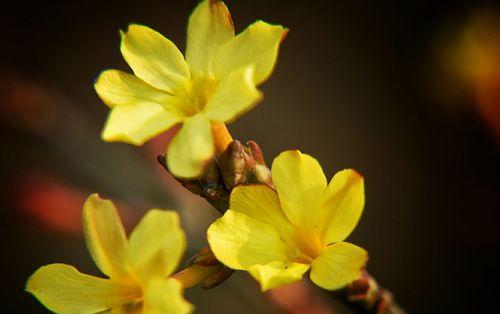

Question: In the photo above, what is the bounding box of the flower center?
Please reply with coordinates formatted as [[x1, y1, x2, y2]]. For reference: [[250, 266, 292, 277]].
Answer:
[[171, 75, 218, 116], [192, 75, 217, 110], [289, 228, 324, 263], [113, 278, 143, 312], [121, 299, 143, 314]]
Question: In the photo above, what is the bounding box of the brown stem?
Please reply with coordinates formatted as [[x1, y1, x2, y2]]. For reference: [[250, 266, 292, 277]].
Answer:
[[343, 271, 406, 314]]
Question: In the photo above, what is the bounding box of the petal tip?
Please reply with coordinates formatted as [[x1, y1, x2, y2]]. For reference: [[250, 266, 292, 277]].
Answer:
[[86, 193, 102, 204], [166, 155, 212, 179], [348, 169, 364, 179], [84, 193, 109, 213], [100, 129, 146, 146], [274, 149, 304, 161], [25, 271, 38, 293], [280, 28, 290, 42], [122, 23, 145, 34]]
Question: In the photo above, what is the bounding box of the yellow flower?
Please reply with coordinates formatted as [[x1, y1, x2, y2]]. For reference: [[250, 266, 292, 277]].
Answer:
[[26, 194, 192, 314], [207, 150, 368, 291], [94, 0, 288, 178]]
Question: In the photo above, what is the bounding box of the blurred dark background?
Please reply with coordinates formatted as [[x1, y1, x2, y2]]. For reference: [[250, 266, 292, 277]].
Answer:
[[1, 0, 499, 313]]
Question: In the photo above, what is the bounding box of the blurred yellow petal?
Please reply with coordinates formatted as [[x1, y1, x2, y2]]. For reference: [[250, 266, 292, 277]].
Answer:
[[106, 306, 140, 314], [271, 150, 327, 228], [214, 21, 287, 84], [310, 242, 367, 291], [249, 261, 309, 291], [83, 194, 129, 278], [142, 279, 193, 314], [166, 112, 214, 178], [120, 24, 189, 92], [228, 184, 293, 241], [186, 0, 234, 76], [94, 70, 173, 108], [26, 264, 139, 314], [207, 210, 288, 270], [102, 102, 185, 146], [320, 170, 365, 244], [128, 210, 186, 283], [204, 65, 262, 123]]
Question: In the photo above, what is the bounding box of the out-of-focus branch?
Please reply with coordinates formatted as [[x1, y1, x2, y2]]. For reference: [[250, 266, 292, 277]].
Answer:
[[343, 270, 406, 314]]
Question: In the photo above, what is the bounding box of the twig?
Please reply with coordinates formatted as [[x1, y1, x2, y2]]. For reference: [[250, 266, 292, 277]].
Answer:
[[159, 140, 406, 314]]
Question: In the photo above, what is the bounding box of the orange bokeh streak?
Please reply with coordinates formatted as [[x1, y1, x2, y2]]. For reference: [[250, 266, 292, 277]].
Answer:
[[472, 73, 500, 141], [17, 174, 88, 234]]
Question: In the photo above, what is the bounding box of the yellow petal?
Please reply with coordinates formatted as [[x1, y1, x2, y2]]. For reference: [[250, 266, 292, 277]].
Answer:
[[271, 150, 327, 228], [214, 20, 288, 84], [166, 112, 214, 178], [142, 279, 193, 314], [228, 184, 293, 242], [310, 242, 368, 291], [248, 261, 309, 291], [94, 70, 173, 108], [186, 0, 234, 76], [204, 65, 262, 123], [120, 24, 189, 92], [128, 210, 186, 283], [320, 169, 365, 244], [104, 303, 142, 314], [83, 194, 129, 278], [106, 306, 139, 314], [102, 102, 185, 146], [26, 264, 139, 314], [207, 210, 288, 270]]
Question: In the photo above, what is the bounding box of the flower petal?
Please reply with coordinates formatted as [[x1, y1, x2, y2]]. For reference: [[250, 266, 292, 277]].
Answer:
[[101, 102, 185, 146], [204, 65, 262, 123], [107, 306, 140, 314], [228, 184, 293, 241], [128, 210, 186, 283], [207, 210, 288, 270], [166, 112, 214, 178], [83, 194, 129, 278], [214, 20, 288, 84], [271, 150, 327, 228], [143, 279, 193, 314], [26, 264, 139, 314], [320, 169, 365, 244], [310, 242, 368, 291], [94, 70, 174, 108], [249, 261, 309, 291], [186, 0, 234, 76], [120, 24, 189, 92]]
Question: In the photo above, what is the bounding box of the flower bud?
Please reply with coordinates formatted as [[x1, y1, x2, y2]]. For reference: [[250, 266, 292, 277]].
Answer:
[[202, 266, 235, 289]]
